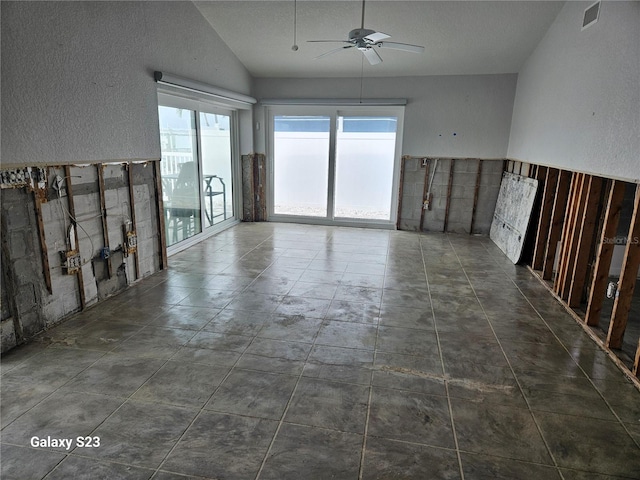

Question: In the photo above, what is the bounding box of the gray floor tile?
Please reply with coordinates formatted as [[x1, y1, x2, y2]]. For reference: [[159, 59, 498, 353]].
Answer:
[[146, 305, 219, 330], [316, 321, 378, 350], [259, 423, 362, 480], [132, 361, 229, 408], [536, 412, 640, 477], [379, 304, 435, 330], [325, 300, 381, 324], [244, 337, 312, 361], [459, 452, 561, 479], [46, 456, 154, 480], [274, 296, 332, 318], [285, 377, 369, 433], [162, 411, 277, 479], [257, 315, 322, 343], [84, 400, 197, 468], [63, 354, 164, 397], [0, 444, 65, 480], [362, 437, 460, 480], [368, 386, 455, 448], [1, 391, 122, 451], [170, 346, 241, 366], [185, 331, 253, 352], [451, 398, 553, 464], [288, 280, 338, 300], [376, 325, 438, 356], [202, 309, 267, 336], [205, 369, 297, 420], [371, 369, 446, 395]]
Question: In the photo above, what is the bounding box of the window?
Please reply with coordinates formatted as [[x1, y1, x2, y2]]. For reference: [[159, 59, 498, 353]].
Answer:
[[268, 106, 404, 227], [158, 93, 239, 252]]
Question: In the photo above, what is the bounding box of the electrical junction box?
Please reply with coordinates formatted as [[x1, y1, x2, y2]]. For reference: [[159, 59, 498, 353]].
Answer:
[[125, 231, 138, 255], [59, 250, 82, 275]]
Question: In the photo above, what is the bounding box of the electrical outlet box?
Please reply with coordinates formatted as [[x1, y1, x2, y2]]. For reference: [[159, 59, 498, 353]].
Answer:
[[125, 231, 137, 255], [0, 167, 46, 190], [60, 250, 82, 275], [1, 168, 30, 186]]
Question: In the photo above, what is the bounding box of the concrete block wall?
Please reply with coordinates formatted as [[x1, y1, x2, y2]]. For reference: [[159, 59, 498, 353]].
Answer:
[[398, 158, 502, 234], [0, 161, 163, 353]]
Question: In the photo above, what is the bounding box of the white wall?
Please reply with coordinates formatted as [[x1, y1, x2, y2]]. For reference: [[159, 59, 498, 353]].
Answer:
[[508, 1, 640, 183], [1, 1, 253, 166], [253, 75, 517, 159]]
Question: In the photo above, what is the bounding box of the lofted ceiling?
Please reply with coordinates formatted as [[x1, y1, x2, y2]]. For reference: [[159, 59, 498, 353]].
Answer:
[[195, 0, 565, 78]]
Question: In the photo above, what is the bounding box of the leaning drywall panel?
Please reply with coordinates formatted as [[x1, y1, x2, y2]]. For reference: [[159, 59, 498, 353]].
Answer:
[[490, 172, 539, 263]]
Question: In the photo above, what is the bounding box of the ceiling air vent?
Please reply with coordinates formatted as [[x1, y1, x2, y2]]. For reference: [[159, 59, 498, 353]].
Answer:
[[582, 1, 600, 30]]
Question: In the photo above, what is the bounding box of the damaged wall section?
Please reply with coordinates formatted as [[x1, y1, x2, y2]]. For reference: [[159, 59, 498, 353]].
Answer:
[[398, 157, 503, 234], [0, 161, 164, 353]]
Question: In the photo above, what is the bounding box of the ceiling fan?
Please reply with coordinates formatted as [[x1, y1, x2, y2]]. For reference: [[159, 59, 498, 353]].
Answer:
[[307, 0, 425, 65]]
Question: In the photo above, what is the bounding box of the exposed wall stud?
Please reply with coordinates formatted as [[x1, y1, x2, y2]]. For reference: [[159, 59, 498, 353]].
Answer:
[[96, 164, 113, 278], [127, 163, 140, 280], [568, 176, 603, 307], [153, 161, 168, 270], [532, 168, 558, 270], [585, 181, 627, 326], [543, 170, 571, 280], [419, 159, 430, 232], [396, 156, 407, 230], [634, 338, 640, 377], [469, 159, 483, 234], [63, 165, 86, 310], [555, 172, 580, 291], [443, 159, 455, 232], [32, 193, 52, 294], [560, 174, 589, 300], [606, 184, 640, 349]]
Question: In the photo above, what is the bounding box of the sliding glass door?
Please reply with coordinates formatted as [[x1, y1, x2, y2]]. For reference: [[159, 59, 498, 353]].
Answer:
[[269, 106, 403, 227], [158, 94, 238, 250], [335, 116, 397, 220]]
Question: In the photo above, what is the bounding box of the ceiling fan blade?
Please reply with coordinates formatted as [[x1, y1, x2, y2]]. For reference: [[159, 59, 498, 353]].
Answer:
[[314, 45, 354, 60], [307, 40, 351, 44], [364, 31, 390, 43], [361, 47, 382, 65], [378, 41, 425, 54]]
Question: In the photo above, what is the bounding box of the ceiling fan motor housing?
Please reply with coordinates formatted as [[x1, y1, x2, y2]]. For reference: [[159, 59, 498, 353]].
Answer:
[[349, 28, 377, 42]]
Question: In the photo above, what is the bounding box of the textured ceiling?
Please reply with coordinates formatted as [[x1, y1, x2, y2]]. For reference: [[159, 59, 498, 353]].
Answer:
[[195, 1, 565, 78]]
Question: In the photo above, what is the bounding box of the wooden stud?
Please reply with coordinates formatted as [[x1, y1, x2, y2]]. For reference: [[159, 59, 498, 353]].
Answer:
[[543, 170, 571, 281], [419, 159, 430, 232], [63, 165, 86, 310], [469, 159, 483, 234], [606, 184, 640, 349], [443, 159, 455, 233], [532, 168, 558, 270], [585, 181, 626, 326], [127, 163, 140, 281], [633, 338, 640, 377], [555, 173, 579, 291], [153, 160, 168, 270], [396, 156, 407, 230], [32, 192, 52, 294], [96, 164, 112, 278], [568, 176, 603, 307], [560, 174, 589, 300]]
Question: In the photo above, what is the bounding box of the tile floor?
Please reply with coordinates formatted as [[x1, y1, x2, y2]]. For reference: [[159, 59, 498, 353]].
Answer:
[[1, 222, 640, 480]]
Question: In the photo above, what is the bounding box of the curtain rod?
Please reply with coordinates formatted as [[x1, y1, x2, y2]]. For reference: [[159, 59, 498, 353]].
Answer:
[[260, 98, 407, 106], [154, 71, 257, 107]]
